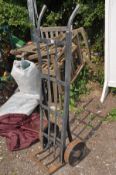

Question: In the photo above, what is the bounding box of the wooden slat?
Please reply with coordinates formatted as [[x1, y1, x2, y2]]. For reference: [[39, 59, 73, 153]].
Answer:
[[54, 31, 58, 37], [40, 26, 67, 32], [50, 31, 54, 38], [16, 43, 37, 53], [45, 31, 49, 39]]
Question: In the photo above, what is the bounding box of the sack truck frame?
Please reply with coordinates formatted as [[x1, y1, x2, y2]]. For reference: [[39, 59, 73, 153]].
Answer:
[[31, 4, 86, 174]]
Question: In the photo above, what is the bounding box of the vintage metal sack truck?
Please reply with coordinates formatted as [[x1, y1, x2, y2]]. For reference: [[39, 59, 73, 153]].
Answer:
[[31, 4, 86, 174]]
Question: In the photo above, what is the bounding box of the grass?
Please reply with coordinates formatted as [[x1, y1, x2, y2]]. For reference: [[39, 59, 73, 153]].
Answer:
[[104, 109, 116, 122]]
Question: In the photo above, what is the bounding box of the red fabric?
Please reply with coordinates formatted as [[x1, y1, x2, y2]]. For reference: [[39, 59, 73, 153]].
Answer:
[[0, 113, 44, 151]]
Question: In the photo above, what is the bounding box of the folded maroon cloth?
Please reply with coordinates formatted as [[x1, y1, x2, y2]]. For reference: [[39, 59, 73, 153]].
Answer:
[[0, 113, 45, 151]]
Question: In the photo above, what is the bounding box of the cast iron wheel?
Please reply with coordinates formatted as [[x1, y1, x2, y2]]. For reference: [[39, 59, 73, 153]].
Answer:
[[64, 139, 86, 166]]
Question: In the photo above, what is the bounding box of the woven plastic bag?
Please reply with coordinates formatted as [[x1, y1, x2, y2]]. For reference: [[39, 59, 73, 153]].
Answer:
[[11, 60, 40, 98]]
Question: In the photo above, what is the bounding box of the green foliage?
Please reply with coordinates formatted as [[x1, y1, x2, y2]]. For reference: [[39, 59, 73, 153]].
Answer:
[[0, 0, 30, 37], [111, 88, 116, 95], [77, 0, 104, 53], [45, 12, 62, 26], [0, 0, 105, 51], [93, 68, 104, 85], [42, 0, 104, 53], [69, 66, 89, 110], [88, 64, 104, 85], [105, 109, 116, 122]]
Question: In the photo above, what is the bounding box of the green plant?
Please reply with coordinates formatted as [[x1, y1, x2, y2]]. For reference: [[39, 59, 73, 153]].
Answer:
[[88, 113, 95, 121], [73, 106, 84, 118], [111, 88, 116, 95], [69, 66, 89, 111], [45, 12, 62, 26], [44, 0, 104, 53], [91, 66, 104, 86], [104, 109, 116, 122], [0, 0, 30, 38]]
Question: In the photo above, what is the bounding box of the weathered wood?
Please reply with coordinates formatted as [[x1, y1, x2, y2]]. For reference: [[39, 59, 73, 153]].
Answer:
[[40, 26, 67, 32], [73, 27, 91, 61], [11, 27, 90, 106], [40, 27, 67, 39]]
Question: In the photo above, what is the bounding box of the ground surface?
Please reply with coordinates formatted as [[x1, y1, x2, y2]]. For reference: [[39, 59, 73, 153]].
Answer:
[[0, 83, 116, 175]]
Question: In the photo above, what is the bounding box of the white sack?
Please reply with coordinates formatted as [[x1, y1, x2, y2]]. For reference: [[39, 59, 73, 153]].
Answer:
[[0, 60, 41, 116], [0, 92, 39, 116], [11, 60, 40, 97]]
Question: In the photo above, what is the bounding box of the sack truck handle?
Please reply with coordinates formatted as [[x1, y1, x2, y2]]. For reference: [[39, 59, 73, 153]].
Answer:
[[67, 4, 80, 30], [37, 4, 47, 29]]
